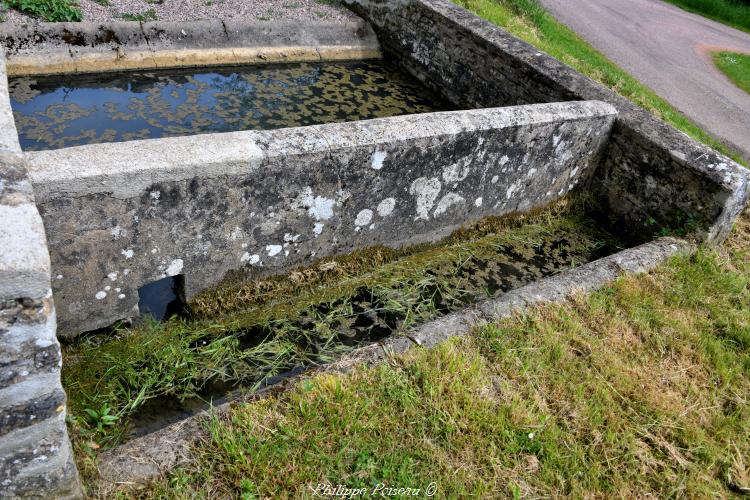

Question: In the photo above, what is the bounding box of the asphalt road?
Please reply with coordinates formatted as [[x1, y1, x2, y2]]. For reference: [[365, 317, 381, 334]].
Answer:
[[539, 0, 750, 160]]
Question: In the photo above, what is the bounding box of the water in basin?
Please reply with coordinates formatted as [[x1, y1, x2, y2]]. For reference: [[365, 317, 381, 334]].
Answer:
[[9, 59, 451, 151]]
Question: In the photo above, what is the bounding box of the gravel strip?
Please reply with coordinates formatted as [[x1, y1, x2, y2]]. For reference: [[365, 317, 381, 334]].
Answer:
[[1, 0, 358, 25]]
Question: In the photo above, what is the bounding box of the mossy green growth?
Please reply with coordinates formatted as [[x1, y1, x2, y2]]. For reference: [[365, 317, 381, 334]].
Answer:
[[63, 200, 621, 448]]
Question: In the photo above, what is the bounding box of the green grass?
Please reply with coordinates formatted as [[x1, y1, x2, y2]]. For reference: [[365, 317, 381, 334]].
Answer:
[[453, 0, 745, 165], [662, 0, 750, 34], [113, 209, 750, 498], [118, 8, 157, 21], [714, 51, 750, 95], [2, 0, 82, 21]]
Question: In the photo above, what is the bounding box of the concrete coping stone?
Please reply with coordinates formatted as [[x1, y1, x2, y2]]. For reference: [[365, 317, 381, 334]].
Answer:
[[95, 235, 693, 488], [0, 19, 382, 76], [25, 100, 618, 201]]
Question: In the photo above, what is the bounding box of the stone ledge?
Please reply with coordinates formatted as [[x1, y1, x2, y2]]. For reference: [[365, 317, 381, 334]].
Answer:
[[0, 19, 382, 76]]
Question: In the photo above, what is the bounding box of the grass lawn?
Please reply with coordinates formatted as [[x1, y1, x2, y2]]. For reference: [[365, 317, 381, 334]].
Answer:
[[714, 51, 750, 95], [661, 0, 750, 35], [126, 207, 749, 498]]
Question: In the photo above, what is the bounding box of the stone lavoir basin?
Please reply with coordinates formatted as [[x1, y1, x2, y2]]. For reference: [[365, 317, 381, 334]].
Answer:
[[0, 5, 747, 496]]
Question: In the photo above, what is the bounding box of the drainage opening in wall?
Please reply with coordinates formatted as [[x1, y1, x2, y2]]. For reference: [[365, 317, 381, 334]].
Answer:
[[137, 275, 186, 322], [9, 59, 453, 150]]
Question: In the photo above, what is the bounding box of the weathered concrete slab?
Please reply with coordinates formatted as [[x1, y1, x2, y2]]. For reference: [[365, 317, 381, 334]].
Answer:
[[0, 19, 381, 75], [0, 49, 81, 499], [26, 100, 617, 336], [96, 236, 693, 489], [345, 0, 750, 244]]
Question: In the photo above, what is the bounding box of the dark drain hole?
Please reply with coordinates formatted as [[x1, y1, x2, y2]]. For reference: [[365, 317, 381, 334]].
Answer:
[[137, 274, 186, 321]]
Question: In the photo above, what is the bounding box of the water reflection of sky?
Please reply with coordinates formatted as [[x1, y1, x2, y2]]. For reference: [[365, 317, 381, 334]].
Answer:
[[9, 61, 447, 151]]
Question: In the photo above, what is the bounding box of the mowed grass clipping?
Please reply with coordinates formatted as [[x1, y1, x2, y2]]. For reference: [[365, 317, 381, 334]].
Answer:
[[714, 51, 750, 95], [121, 210, 750, 499], [662, 0, 750, 34], [452, 0, 746, 165]]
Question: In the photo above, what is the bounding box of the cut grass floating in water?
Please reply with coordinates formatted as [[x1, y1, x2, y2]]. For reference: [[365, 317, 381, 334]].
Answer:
[[62, 199, 622, 449], [452, 0, 747, 165], [713, 51, 750, 95]]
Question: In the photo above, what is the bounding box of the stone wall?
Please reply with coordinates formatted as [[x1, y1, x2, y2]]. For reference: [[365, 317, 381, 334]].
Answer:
[[25, 100, 617, 336], [344, 0, 750, 243], [0, 19, 380, 75], [0, 50, 81, 499]]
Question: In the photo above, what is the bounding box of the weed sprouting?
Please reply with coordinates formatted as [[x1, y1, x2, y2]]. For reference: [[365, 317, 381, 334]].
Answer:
[[3, 0, 82, 21], [119, 8, 156, 21]]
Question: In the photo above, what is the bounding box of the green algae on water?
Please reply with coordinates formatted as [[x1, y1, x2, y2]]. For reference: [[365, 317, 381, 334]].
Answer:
[[9, 59, 451, 151]]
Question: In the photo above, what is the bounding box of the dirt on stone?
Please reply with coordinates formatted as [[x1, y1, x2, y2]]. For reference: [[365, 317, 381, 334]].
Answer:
[[1, 0, 358, 25]]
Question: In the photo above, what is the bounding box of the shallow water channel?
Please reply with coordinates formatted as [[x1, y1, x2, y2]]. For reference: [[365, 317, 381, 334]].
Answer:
[[9, 59, 451, 150], [61, 212, 626, 441]]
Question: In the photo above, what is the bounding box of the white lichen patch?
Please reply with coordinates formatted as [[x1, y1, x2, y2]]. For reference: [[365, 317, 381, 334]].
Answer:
[[313, 222, 324, 237], [491, 175, 499, 184], [409, 177, 442, 221], [377, 198, 396, 217], [121, 249, 134, 259], [107, 272, 118, 281], [298, 186, 336, 221], [506, 182, 518, 199], [110, 226, 126, 239], [371, 150, 387, 170], [266, 245, 282, 257], [474, 197, 483, 207], [95, 291, 107, 300], [165, 259, 183, 277], [118, 294, 126, 299], [230, 226, 243, 241], [240, 252, 261, 265], [355, 209, 374, 227], [442, 156, 472, 183], [434, 193, 465, 217]]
